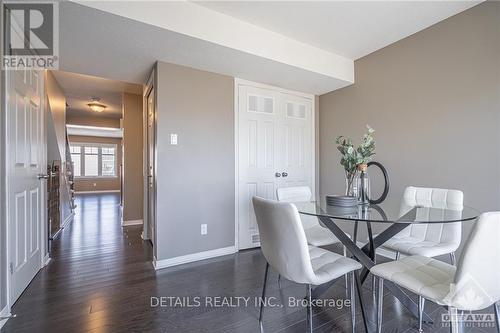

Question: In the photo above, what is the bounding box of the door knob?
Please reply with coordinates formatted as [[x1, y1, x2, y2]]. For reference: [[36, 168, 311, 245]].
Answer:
[[281, 172, 288, 177], [275, 172, 281, 178], [37, 174, 49, 180]]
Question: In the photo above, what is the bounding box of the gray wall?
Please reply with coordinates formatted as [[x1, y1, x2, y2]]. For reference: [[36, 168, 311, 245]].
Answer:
[[66, 115, 121, 128], [155, 62, 235, 260], [319, 2, 500, 256], [46, 71, 73, 225], [122, 93, 143, 222]]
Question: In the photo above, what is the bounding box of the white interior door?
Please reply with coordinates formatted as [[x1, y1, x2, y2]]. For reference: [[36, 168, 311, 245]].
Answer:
[[278, 94, 313, 188], [6, 69, 45, 305], [237, 82, 314, 250]]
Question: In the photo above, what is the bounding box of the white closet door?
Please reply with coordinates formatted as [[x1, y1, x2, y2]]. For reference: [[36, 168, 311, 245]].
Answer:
[[238, 85, 280, 249], [278, 93, 313, 189], [237, 82, 314, 250]]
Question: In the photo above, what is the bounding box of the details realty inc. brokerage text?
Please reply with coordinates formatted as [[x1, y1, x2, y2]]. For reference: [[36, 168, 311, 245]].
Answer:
[[151, 296, 351, 309]]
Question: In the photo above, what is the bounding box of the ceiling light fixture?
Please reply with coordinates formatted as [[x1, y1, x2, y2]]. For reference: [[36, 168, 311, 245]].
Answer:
[[87, 98, 106, 113]]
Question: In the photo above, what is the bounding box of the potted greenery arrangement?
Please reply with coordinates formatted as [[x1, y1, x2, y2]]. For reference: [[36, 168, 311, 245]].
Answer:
[[335, 126, 376, 197]]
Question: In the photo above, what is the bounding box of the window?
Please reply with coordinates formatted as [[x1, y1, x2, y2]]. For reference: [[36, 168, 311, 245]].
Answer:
[[101, 147, 116, 176], [70, 146, 81, 177], [69, 143, 118, 178], [84, 147, 99, 176]]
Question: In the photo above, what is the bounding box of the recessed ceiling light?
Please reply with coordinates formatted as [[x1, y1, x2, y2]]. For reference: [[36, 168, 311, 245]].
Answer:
[[87, 98, 106, 113]]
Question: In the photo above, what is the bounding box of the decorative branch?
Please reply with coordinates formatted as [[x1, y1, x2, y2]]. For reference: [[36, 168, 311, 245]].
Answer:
[[335, 125, 376, 195]]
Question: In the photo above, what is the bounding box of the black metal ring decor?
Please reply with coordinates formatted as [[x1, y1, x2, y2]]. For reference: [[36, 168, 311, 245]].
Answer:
[[367, 161, 389, 204]]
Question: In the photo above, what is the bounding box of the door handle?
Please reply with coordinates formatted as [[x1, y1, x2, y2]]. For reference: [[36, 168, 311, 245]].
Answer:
[[275, 172, 281, 178], [37, 174, 49, 180], [281, 172, 288, 177]]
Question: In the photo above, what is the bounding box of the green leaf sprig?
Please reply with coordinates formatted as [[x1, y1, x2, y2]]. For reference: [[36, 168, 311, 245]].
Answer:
[[335, 126, 376, 193]]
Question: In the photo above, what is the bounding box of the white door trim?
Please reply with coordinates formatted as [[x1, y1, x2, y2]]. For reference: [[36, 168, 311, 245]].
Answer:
[[142, 69, 154, 241], [233, 78, 316, 251], [142, 65, 157, 258]]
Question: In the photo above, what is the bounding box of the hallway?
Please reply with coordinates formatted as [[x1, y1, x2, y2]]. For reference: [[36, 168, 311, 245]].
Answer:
[[1, 194, 155, 332], [1, 193, 357, 333]]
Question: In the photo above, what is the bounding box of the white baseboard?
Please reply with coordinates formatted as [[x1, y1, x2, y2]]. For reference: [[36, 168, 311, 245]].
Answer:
[[122, 219, 143, 226], [43, 253, 51, 266], [153, 246, 236, 270], [75, 190, 120, 194], [0, 306, 10, 330], [61, 212, 75, 229]]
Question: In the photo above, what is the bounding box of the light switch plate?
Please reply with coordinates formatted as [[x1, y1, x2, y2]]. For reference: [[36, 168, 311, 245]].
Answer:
[[170, 134, 178, 145]]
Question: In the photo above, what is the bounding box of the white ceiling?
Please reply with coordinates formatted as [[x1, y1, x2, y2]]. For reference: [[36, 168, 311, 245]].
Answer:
[[64, 1, 481, 95], [52, 70, 142, 119], [195, 1, 481, 60]]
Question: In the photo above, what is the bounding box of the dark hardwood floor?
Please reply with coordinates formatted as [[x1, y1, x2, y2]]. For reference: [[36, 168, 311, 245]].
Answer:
[[1, 193, 496, 332]]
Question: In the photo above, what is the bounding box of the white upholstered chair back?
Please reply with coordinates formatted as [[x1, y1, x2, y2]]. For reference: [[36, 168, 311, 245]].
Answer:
[[397, 187, 463, 247], [276, 186, 317, 229], [447, 212, 500, 310], [252, 196, 316, 284]]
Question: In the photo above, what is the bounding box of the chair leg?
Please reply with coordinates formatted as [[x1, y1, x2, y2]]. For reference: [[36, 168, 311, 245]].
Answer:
[[377, 277, 384, 333], [372, 255, 377, 297], [349, 271, 356, 333], [372, 275, 377, 297], [306, 284, 313, 333], [418, 296, 426, 332], [450, 252, 456, 266], [343, 245, 349, 298], [449, 307, 459, 333], [277, 274, 281, 289], [494, 302, 500, 333], [259, 262, 269, 333]]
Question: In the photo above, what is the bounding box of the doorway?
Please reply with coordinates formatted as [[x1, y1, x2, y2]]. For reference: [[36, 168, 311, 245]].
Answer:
[[143, 69, 157, 252]]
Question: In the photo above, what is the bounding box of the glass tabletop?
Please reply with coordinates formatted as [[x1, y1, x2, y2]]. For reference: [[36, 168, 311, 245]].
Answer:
[[295, 195, 480, 224]]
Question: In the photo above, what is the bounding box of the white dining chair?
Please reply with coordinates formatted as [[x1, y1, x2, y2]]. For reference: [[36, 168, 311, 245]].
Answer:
[[381, 186, 464, 264], [276, 186, 352, 292], [276, 186, 350, 251], [371, 212, 500, 333], [252, 196, 363, 333]]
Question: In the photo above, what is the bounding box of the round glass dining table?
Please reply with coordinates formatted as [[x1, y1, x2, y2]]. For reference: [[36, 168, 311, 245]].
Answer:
[[294, 198, 479, 224], [294, 196, 480, 331]]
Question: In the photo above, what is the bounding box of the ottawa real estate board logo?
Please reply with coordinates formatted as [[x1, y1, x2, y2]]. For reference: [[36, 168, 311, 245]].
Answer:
[[2, 1, 59, 70]]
